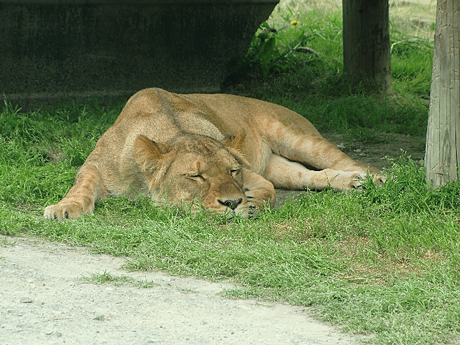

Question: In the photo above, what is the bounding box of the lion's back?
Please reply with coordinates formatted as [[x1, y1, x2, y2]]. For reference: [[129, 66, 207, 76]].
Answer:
[[85, 88, 314, 192]]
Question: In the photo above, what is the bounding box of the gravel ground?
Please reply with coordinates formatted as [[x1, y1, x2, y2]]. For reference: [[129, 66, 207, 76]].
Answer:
[[0, 235, 358, 345]]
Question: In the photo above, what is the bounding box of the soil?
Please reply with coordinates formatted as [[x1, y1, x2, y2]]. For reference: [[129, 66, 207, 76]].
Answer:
[[323, 133, 426, 171]]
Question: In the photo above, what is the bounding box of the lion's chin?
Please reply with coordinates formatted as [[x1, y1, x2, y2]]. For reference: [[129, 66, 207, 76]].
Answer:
[[224, 207, 250, 220], [200, 207, 250, 219], [190, 204, 250, 219], [150, 197, 253, 219]]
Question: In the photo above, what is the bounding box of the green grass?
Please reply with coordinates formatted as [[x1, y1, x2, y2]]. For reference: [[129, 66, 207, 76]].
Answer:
[[227, 1, 433, 137], [2, 158, 460, 344], [80, 271, 159, 288], [2, 2, 458, 344]]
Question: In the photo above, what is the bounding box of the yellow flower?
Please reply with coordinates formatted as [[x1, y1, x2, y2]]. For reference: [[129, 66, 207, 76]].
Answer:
[[291, 20, 299, 26]]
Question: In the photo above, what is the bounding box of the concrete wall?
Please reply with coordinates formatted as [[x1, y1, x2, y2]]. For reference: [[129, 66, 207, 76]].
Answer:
[[0, 0, 278, 107]]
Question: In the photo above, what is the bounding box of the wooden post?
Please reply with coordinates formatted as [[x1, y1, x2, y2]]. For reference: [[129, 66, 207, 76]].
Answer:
[[425, 0, 460, 189], [342, 0, 392, 94]]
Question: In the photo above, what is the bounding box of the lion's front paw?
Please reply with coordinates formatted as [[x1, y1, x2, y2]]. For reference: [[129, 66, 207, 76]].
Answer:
[[246, 195, 275, 217], [246, 197, 263, 218], [44, 201, 93, 220]]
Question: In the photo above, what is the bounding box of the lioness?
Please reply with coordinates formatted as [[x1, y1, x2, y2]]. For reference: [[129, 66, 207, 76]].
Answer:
[[44, 88, 382, 220]]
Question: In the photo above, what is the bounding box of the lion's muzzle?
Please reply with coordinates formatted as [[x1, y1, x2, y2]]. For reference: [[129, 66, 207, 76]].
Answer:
[[218, 197, 243, 210]]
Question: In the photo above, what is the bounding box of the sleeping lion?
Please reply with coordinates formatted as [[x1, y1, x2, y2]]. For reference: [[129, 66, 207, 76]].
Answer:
[[44, 88, 382, 220]]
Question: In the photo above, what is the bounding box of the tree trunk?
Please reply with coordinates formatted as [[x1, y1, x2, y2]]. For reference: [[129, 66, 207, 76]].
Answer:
[[342, 0, 391, 94], [425, 0, 460, 189]]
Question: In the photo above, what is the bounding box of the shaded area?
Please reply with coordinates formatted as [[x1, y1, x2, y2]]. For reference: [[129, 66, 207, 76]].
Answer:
[[0, 0, 278, 107]]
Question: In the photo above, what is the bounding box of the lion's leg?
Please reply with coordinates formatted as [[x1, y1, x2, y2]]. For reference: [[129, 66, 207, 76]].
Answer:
[[242, 169, 276, 212], [264, 154, 366, 191], [262, 114, 377, 173], [44, 164, 107, 220], [281, 133, 370, 173], [262, 118, 385, 185]]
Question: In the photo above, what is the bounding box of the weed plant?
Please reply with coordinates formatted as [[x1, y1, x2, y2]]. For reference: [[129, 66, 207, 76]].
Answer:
[[2, 2, 458, 345]]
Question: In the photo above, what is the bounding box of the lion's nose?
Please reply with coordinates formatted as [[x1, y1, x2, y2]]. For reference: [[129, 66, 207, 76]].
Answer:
[[218, 197, 243, 210]]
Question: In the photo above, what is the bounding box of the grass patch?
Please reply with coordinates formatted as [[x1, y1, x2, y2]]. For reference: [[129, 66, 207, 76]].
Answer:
[[226, 0, 433, 138], [2, 159, 460, 344], [2, 1, 456, 344], [80, 271, 158, 288]]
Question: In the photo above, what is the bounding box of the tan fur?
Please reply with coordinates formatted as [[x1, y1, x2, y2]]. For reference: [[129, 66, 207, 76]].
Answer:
[[44, 88, 383, 220]]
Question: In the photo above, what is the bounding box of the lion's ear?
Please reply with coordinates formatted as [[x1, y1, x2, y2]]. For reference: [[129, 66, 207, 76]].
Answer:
[[221, 131, 246, 152], [221, 132, 250, 168], [134, 135, 170, 177]]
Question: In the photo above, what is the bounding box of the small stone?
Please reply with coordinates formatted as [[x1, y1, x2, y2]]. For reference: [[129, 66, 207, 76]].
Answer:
[[20, 297, 33, 303], [93, 314, 105, 321]]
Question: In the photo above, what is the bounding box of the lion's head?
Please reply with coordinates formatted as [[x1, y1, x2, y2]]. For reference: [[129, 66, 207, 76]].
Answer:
[[134, 133, 250, 217]]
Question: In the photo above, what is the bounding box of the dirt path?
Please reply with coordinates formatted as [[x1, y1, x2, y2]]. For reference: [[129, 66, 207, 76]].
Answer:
[[0, 235, 358, 345]]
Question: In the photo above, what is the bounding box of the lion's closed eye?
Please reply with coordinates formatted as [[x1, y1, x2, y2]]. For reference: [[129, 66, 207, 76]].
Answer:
[[230, 168, 240, 177], [186, 173, 205, 181]]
